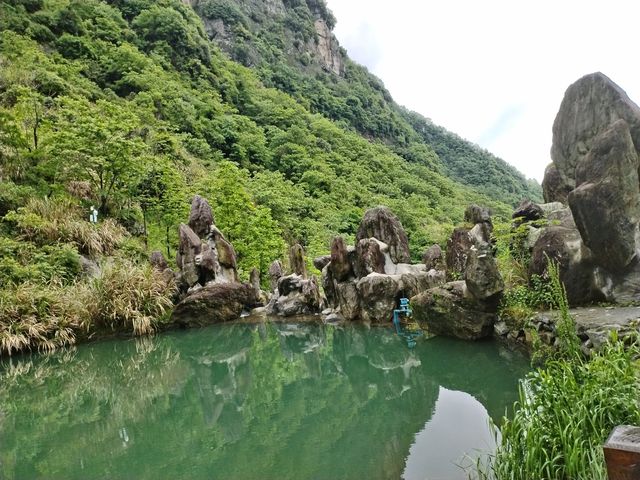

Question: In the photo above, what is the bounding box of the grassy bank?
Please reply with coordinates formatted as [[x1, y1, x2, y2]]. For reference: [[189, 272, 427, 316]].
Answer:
[[479, 263, 640, 479], [0, 197, 175, 356]]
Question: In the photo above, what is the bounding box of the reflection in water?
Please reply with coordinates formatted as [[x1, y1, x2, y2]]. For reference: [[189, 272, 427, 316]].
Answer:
[[0, 322, 528, 480]]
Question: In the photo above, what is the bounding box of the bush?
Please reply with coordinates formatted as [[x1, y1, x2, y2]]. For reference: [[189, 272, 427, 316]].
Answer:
[[0, 238, 81, 286]]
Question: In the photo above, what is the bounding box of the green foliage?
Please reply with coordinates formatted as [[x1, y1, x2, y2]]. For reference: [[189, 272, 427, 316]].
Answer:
[[480, 260, 623, 479], [4, 197, 127, 256], [0, 238, 81, 286], [482, 339, 640, 480], [195, 162, 286, 278]]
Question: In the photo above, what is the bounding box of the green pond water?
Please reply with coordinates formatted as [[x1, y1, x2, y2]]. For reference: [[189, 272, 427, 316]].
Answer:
[[0, 321, 529, 480]]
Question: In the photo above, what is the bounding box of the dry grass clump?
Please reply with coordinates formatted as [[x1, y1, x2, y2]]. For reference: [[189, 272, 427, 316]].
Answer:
[[4, 197, 127, 256], [0, 261, 176, 356], [91, 260, 176, 336], [0, 282, 91, 355]]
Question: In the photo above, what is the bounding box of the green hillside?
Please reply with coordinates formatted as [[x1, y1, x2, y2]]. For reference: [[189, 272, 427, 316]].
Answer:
[[189, 0, 542, 205], [0, 0, 536, 351]]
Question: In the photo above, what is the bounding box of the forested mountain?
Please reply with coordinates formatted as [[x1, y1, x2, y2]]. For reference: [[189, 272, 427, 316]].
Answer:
[[188, 0, 541, 205], [0, 0, 539, 284]]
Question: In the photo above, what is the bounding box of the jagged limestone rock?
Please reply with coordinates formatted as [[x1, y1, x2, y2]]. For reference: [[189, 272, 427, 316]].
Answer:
[[356, 206, 410, 264], [569, 120, 640, 273], [188, 195, 214, 239], [545, 72, 640, 201]]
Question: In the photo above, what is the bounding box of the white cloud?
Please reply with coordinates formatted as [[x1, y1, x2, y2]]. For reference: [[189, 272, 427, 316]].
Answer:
[[325, 0, 640, 181]]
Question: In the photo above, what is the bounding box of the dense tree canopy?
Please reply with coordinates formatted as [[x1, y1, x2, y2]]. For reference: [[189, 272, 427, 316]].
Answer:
[[0, 0, 536, 286]]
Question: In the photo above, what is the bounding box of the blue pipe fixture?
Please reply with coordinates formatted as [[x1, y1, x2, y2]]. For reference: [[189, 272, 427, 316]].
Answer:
[[392, 298, 423, 348]]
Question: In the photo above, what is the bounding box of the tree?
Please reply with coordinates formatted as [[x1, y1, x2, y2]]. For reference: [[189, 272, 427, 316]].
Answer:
[[47, 96, 147, 213]]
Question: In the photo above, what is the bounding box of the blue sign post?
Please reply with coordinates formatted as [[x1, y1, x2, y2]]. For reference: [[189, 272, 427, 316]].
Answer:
[[392, 298, 423, 348]]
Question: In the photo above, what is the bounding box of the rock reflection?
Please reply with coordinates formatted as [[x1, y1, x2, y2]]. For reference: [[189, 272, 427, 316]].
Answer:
[[0, 323, 528, 480]]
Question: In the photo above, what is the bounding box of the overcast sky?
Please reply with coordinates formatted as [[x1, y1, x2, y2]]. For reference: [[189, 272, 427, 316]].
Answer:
[[324, 0, 640, 181]]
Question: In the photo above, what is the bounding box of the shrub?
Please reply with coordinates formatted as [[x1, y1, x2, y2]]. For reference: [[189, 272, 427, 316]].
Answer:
[[0, 238, 81, 286]]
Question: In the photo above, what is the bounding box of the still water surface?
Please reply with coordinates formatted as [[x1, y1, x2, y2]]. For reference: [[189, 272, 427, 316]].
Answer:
[[0, 322, 529, 480]]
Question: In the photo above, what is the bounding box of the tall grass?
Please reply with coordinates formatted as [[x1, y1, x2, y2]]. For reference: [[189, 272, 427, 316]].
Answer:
[[0, 282, 90, 355], [91, 260, 176, 336], [482, 339, 640, 479], [479, 261, 640, 479], [4, 197, 127, 256], [0, 261, 176, 355]]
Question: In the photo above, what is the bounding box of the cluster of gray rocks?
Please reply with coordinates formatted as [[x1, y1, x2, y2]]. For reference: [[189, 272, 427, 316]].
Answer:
[[150, 72, 640, 349]]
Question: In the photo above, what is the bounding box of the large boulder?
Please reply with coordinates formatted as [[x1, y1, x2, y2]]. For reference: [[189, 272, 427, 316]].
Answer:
[[445, 228, 473, 279], [356, 274, 399, 323], [355, 270, 445, 323], [545, 72, 640, 201], [464, 204, 491, 225], [568, 120, 640, 273], [208, 226, 238, 283], [512, 199, 544, 224], [268, 260, 283, 292], [289, 244, 307, 278], [267, 274, 322, 316], [334, 280, 360, 320], [313, 255, 331, 271], [171, 282, 254, 327], [542, 163, 572, 204], [530, 226, 598, 305], [411, 281, 497, 340], [422, 244, 444, 270], [176, 224, 202, 288], [355, 238, 386, 277], [188, 195, 214, 239], [356, 206, 410, 264], [465, 243, 504, 301]]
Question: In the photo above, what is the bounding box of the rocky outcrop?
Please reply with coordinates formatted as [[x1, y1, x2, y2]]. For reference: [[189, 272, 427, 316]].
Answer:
[[289, 243, 307, 278], [465, 243, 504, 301], [313, 255, 331, 271], [172, 283, 255, 327], [413, 205, 503, 339], [171, 196, 255, 325], [266, 274, 322, 316], [422, 244, 443, 271], [545, 73, 640, 202], [356, 206, 410, 264], [568, 120, 640, 273], [512, 199, 544, 224], [268, 260, 283, 292], [330, 236, 354, 281], [445, 228, 474, 280], [535, 74, 640, 305], [322, 206, 446, 323], [176, 223, 202, 288], [188, 195, 215, 239], [412, 282, 497, 340], [355, 238, 386, 277], [266, 245, 323, 317]]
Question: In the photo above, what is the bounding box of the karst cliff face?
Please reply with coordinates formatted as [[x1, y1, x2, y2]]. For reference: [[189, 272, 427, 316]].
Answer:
[[188, 0, 344, 75]]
